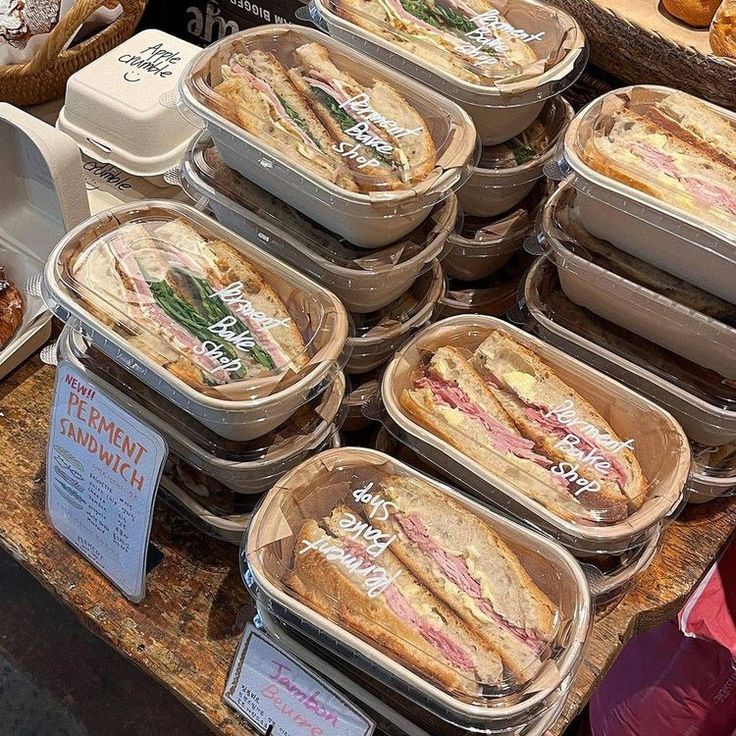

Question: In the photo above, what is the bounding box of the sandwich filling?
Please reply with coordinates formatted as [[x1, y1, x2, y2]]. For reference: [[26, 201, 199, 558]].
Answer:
[[414, 372, 572, 494], [337, 538, 480, 674], [397, 513, 545, 655]]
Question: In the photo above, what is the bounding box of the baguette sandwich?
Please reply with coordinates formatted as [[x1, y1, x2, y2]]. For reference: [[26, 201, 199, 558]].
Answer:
[[334, 0, 537, 83], [365, 474, 556, 681], [288, 42, 436, 188], [473, 332, 645, 511], [70, 218, 307, 395], [214, 49, 358, 191], [287, 507, 505, 696], [582, 92, 736, 229]]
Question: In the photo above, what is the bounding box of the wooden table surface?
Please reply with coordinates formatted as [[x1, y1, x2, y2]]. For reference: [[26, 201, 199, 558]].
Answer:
[[2, 356, 735, 736]]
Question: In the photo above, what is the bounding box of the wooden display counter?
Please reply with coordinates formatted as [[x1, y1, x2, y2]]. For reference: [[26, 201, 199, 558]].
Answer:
[[1, 357, 735, 736]]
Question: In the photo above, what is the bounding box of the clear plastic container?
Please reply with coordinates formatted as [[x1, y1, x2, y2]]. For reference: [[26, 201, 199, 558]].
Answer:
[[178, 134, 459, 314], [344, 368, 382, 432], [459, 97, 573, 217], [437, 251, 534, 319], [244, 447, 591, 731], [688, 441, 736, 504], [42, 200, 350, 441], [538, 182, 736, 379], [445, 180, 546, 281], [380, 315, 691, 556], [161, 433, 343, 544], [178, 25, 478, 248], [308, 0, 587, 144], [58, 325, 348, 495], [255, 606, 571, 736], [346, 260, 445, 374], [521, 258, 736, 448], [557, 85, 736, 304]]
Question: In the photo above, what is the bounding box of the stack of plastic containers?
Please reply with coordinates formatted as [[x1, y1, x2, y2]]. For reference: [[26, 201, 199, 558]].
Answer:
[[41, 201, 351, 542], [242, 448, 592, 735], [374, 314, 691, 605], [176, 25, 486, 429], [305, 0, 585, 312]]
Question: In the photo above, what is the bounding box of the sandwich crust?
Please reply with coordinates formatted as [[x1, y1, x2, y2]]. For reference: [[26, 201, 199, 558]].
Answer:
[[711, 0, 736, 57]]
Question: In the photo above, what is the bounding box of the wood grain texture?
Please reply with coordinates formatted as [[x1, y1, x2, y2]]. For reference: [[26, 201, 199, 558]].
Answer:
[[1, 357, 735, 736]]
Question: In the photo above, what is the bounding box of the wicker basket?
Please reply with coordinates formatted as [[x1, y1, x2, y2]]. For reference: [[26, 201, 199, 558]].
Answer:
[[546, 0, 736, 110], [0, 0, 147, 107]]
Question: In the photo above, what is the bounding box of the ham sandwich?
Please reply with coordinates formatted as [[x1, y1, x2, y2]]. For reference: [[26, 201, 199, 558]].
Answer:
[[213, 42, 436, 192], [401, 335, 647, 523], [583, 92, 736, 233], [287, 476, 556, 696]]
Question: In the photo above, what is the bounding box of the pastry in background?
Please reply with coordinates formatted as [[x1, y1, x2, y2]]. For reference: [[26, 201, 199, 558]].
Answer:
[[0, 266, 23, 349], [662, 0, 721, 26], [710, 0, 736, 56]]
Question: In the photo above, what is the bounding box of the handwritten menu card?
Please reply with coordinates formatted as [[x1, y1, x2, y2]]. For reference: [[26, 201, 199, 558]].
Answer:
[[46, 361, 168, 602]]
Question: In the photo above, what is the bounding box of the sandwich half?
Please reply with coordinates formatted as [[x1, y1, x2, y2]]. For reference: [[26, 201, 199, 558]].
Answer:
[[334, 0, 537, 83], [288, 42, 436, 189], [71, 218, 307, 394], [473, 331, 646, 512], [582, 93, 736, 228], [214, 50, 358, 191], [286, 509, 505, 696], [401, 346, 616, 521], [366, 474, 556, 682]]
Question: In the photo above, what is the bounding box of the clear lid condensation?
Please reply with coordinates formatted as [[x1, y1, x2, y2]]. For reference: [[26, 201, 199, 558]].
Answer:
[[540, 183, 736, 381], [524, 259, 736, 421], [317, 0, 584, 101], [43, 201, 349, 412], [180, 134, 459, 284], [567, 86, 736, 248], [62, 327, 348, 467], [180, 26, 477, 198], [380, 316, 690, 550], [246, 447, 590, 721]]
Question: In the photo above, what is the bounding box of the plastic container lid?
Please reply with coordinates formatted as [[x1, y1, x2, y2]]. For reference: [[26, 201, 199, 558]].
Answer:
[[57, 30, 202, 177], [380, 315, 691, 555], [179, 24, 478, 209], [310, 0, 587, 108], [245, 447, 590, 728], [521, 259, 736, 448], [58, 326, 348, 496], [42, 200, 350, 438], [178, 133, 459, 313], [477, 96, 572, 177], [559, 86, 736, 283], [536, 182, 736, 380]]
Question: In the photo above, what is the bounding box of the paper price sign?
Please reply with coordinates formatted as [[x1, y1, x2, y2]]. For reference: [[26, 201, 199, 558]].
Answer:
[[46, 361, 168, 603], [225, 625, 375, 736]]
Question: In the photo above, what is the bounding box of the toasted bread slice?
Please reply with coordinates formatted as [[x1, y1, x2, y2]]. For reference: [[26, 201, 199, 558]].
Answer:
[[365, 474, 556, 682], [473, 331, 646, 510]]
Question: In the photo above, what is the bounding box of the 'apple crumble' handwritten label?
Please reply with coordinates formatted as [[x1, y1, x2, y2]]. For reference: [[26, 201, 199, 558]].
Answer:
[[224, 625, 375, 736]]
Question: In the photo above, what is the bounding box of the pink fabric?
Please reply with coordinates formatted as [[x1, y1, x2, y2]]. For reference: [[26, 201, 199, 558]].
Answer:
[[588, 542, 736, 736]]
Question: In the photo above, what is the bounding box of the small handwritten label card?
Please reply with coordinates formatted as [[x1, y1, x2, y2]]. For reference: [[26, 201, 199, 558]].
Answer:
[[224, 625, 375, 736], [46, 361, 168, 603]]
